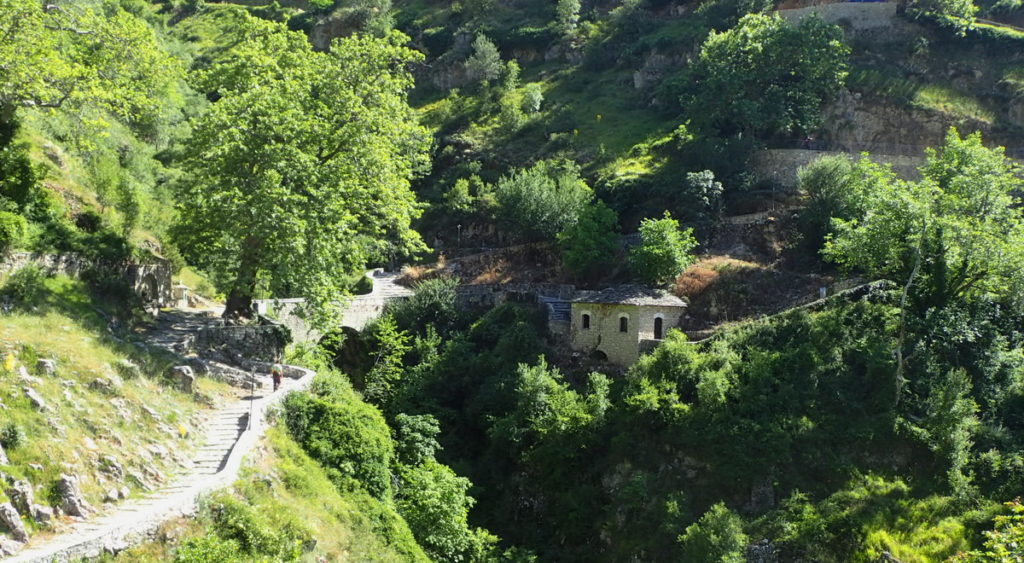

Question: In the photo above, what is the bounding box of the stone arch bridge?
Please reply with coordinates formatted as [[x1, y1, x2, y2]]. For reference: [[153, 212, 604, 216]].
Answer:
[[253, 270, 413, 344]]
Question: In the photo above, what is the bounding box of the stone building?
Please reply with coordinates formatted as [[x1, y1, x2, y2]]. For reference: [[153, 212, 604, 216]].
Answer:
[[569, 286, 687, 366]]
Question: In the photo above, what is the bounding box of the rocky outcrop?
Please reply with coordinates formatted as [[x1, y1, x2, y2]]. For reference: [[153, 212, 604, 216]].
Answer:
[[57, 474, 92, 518], [35, 359, 57, 376], [5, 479, 33, 516], [0, 502, 28, 542], [23, 387, 47, 411], [0, 443, 7, 465], [821, 90, 996, 155], [746, 539, 779, 563], [170, 366, 195, 394]]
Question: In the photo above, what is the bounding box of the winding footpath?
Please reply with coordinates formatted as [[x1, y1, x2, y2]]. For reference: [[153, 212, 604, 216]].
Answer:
[[4, 310, 316, 562]]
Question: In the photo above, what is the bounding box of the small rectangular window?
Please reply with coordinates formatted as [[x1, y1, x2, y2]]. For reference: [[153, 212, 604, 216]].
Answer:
[[582, 314, 590, 329], [619, 316, 628, 333]]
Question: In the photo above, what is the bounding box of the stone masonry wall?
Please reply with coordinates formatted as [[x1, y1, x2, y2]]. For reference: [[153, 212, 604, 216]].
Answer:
[[752, 149, 924, 188], [778, 2, 900, 32], [195, 322, 288, 364], [0, 252, 172, 306], [571, 303, 641, 365]]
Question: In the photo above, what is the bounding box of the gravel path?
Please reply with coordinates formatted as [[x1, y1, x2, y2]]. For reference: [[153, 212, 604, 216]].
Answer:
[[4, 366, 314, 562]]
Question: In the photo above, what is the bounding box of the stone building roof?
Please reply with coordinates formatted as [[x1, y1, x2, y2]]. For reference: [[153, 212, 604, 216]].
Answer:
[[572, 285, 686, 307]]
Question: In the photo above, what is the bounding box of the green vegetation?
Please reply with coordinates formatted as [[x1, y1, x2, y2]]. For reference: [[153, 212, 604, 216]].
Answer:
[[173, 16, 428, 324], [110, 427, 429, 562], [0, 273, 231, 523], [7, 0, 1024, 559], [630, 212, 698, 285]]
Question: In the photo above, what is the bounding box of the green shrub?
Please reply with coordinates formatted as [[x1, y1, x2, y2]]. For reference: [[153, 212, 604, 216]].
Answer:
[[206, 494, 304, 559], [2, 265, 47, 306], [282, 386, 395, 500], [494, 159, 593, 242], [0, 211, 26, 253], [629, 212, 698, 285], [558, 200, 620, 280], [0, 423, 26, 450], [173, 534, 242, 563], [678, 503, 748, 562]]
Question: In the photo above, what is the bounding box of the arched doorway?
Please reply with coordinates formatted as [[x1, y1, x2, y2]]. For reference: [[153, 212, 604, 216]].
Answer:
[[654, 317, 664, 340]]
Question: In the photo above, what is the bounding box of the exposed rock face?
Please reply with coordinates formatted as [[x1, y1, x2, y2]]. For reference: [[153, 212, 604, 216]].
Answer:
[[31, 504, 53, 524], [23, 387, 48, 411], [171, 365, 195, 393], [820, 90, 999, 154], [0, 536, 24, 556], [36, 359, 57, 375], [57, 474, 92, 517], [0, 502, 28, 542], [100, 455, 125, 480], [0, 443, 7, 465], [6, 479, 34, 515], [747, 539, 779, 563], [89, 375, 123, 395]]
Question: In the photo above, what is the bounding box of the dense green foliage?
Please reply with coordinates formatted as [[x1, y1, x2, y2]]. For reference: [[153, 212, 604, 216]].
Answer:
[[630, 212, 698, 285], [493, 160, 592, 242], [677, 14, 849, 138], [824, 129, 1024, 308], [557, 200, 620, 280], [174, 15, 429, 323]]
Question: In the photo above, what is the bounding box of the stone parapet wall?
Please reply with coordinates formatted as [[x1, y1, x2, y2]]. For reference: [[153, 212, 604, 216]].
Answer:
[[195, 322, 289, 364], [752, 149, 924, 188]]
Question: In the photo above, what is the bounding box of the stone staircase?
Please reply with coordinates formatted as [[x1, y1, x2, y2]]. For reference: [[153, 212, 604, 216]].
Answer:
[[5, 367, 312, 562]]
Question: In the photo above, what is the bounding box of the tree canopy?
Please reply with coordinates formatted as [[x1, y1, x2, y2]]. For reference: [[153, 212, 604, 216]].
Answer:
[[0, 0, 179, 125], [681, 13, 849, 138], [824, 128, 1024, 307], [174, 17, 430, 324]]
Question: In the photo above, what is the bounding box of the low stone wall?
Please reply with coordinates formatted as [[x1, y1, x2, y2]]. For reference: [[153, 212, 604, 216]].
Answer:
[[0, 252, 172, 306], [752, 149, 924, 188], [194, 322, 289, 364], [455, 283, 576, 309], [778, 2, 899, 32]]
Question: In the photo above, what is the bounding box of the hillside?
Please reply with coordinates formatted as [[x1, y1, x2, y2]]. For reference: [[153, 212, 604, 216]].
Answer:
[[2, 0, 1024, 560]]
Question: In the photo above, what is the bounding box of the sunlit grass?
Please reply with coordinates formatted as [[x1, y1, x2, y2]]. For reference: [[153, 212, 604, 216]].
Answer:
[[913, 84, 995, 124]]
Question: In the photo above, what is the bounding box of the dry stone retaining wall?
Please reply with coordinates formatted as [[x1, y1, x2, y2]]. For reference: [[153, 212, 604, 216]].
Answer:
[[752, 148, 924, 188], [0, 252, 172, 306]]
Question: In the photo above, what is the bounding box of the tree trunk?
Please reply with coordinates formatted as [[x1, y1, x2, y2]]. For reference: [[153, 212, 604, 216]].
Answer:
[[223, 237, 261, 321]]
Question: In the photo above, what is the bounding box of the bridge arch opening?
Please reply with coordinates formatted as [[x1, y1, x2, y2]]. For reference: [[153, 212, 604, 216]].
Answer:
[[319, 326, 370, 388]]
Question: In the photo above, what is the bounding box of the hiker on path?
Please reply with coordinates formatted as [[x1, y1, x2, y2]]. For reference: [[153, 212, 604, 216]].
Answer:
[[271, 361, 284, 392]]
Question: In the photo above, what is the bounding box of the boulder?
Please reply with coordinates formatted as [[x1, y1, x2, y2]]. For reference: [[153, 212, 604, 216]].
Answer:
[[0, 537, 24, 557], [89, 375, 123, 395], [36, 359, 57, 376], [23, 387, 47, 411], [5, 480, 33, 515], [31, 504, 53, 524], [99, 455, 124, 480], [57, 474, 92, 517], [0, 502, 28, 542], [0, 443, 7, 465], [170, 365, 195, 393], [104, 488, 119, 503]]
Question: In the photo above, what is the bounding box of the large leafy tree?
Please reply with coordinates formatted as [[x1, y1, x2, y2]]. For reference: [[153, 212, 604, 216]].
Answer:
[[0, 0, 177, 128], [681, 13, 849, 139], [824, 129, 1024, 308], [174, 18, 430, 325]]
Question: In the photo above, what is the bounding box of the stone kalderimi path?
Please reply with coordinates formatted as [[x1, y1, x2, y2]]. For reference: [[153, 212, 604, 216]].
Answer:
[[4, 310, 315, 562]]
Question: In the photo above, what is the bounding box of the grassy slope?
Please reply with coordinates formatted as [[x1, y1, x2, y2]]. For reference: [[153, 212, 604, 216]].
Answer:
[[109, 426, 428, 562], [0, 275, 233, 535]]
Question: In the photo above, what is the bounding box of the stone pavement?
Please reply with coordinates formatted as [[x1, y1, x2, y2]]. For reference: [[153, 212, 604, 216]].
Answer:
[[4, 366, 315, 562]]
